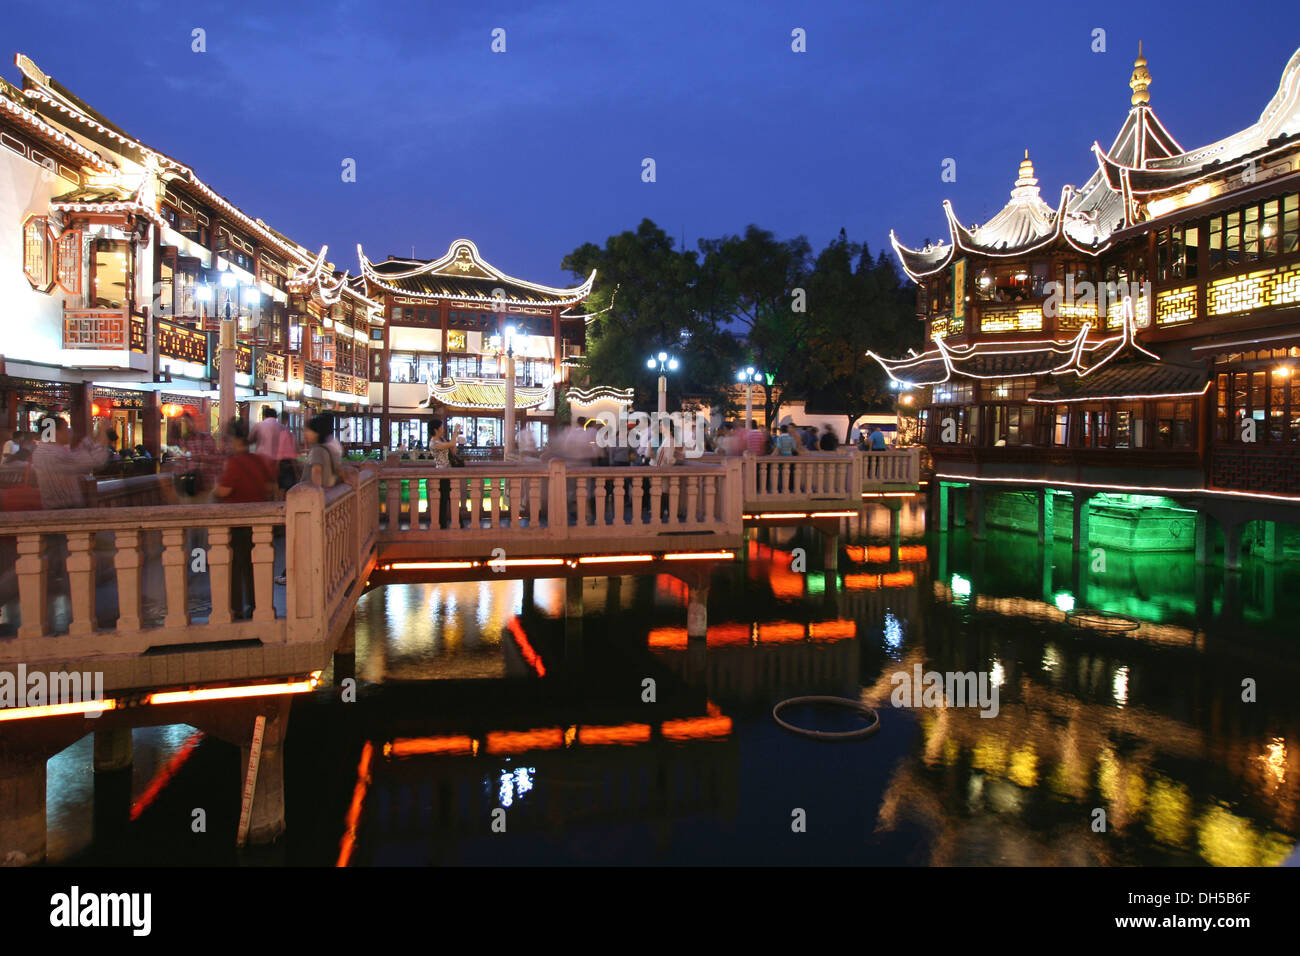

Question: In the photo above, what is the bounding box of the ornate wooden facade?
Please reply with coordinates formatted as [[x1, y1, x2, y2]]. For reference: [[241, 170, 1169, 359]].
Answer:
[[874, 46, 1300, 496]]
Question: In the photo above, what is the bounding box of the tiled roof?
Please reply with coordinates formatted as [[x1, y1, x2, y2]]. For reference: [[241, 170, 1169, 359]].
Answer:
[[1029, 361, 1208, 402], [424, 379, 551, 411]]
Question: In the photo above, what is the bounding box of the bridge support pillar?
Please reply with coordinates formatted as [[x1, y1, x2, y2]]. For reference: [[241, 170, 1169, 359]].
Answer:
[[93, 728, 133, 773], [1038, 489, 1054, 546], [687, 583, 709, 640], [239, 709, 288, 846], [1263, 521, 1285, 564], [1071, 493, 1092, 554], [936, 482, 949, 534], [953, 486, 967, 528], [1223, 522, 1243, 572], [0, 756, 46, 866], [1195, 512, 1212, 566]]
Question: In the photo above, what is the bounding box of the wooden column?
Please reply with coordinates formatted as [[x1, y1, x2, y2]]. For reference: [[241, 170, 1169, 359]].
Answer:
[[143, 391, 161, 459]]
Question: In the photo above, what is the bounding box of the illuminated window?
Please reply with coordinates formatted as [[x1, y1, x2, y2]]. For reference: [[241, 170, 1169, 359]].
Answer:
[[56, 230, 82, 294], [92, 238, 128, 309], [22, 215, 53, 291]]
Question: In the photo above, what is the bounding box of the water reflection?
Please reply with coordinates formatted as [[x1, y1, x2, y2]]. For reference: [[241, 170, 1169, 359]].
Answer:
[[41, 495, 1300, 866]]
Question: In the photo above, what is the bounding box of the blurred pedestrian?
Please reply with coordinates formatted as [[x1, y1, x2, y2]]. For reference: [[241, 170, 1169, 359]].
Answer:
[[172, 411, 221, 502], [213, 419, 273, 620], [304, 413, 340, 488], [32, 418, 112, 510]]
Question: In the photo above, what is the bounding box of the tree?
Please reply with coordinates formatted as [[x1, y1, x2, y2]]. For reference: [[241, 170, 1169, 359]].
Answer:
[[562, 219, 738, 411], [697, 225, 812, 424], [801, 234, 922, 440]]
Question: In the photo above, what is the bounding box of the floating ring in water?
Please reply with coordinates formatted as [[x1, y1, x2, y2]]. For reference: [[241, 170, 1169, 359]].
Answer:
[[1065, 608, 1142, 632], [772, 695, 881, 741]]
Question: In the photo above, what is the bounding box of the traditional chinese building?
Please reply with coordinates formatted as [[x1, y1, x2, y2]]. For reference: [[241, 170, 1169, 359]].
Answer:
[[356, 239, 594, 453], [872, 45, 1300, 560], [0, 53, 382, 455]]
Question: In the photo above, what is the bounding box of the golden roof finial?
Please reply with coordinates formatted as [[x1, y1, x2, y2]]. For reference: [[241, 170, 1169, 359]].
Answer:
[[1017, 149, 1035, 182], [1130, 41, 1151, 106]]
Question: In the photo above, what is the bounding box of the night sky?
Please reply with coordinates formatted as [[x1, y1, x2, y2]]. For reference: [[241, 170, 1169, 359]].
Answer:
[[10, 0, 1299, 286]]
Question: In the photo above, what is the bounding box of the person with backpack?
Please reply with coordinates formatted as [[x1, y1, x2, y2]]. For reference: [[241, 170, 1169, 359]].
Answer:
[[251, 406, 298, 497]]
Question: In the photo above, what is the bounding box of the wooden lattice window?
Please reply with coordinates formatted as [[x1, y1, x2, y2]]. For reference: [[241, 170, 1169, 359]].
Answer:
[[22, 215, 53, 291], [56, 229, 82, 295]]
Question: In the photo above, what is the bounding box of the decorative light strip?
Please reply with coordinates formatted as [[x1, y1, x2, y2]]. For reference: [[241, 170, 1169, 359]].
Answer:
[[566, 386, 635, 405], [0, 93, 113, 170], [934, 473, 1300, 504], [0, 699, 118, 722], [577, 554, 654, 564], [358, 239, 596, 306], [663, 551, 736, 560], [809, 510, 859, 517], [147, 677, 318, 705], [50, 199, 167, 229], [1027, 380, 1211, 403]]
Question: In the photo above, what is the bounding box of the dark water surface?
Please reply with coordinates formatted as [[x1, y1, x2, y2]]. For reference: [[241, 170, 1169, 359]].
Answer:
[[53, 500, 1300, 866]]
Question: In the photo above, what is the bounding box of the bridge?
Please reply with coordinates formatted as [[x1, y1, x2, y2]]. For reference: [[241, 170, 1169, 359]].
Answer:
[[0, 447, 918, 863]]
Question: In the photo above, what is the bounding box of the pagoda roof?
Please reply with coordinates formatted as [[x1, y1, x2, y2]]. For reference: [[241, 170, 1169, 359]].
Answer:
[[287, 245, 383, 316], [1028, 360, 1209, 403], [891, 153, 1073, 280], [358, 239, 595, 308], [12, 53, 326, 277], [891, 47, 1198, 273], [423, 378, 552, 412], [869, 299, 1158, 387], [1094, 46, 1300, 201]]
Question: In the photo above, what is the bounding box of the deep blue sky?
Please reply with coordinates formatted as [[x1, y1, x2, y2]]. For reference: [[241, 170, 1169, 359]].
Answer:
[[9, 0, 1300, 286]]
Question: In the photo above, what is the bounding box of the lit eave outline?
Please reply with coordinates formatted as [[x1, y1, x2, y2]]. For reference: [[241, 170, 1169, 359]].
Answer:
[[358, 240, 597, 307]]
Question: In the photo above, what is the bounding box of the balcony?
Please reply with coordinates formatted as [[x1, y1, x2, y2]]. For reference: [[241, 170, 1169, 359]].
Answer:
[[62, 307, 129, 349]]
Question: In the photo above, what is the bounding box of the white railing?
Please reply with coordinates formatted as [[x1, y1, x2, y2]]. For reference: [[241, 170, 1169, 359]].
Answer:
[[376, 458, 743, 548], [743, 452, 858, 504], [0, 467, 380, 662], [860, 447, 921, 486]]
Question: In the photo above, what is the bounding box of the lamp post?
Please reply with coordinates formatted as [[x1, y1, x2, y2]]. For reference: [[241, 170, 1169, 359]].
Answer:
[[219, 271, 237, 432], [503, 324, 528, 458], [736, 365, 763, 428], [647, 351, 679, 419]]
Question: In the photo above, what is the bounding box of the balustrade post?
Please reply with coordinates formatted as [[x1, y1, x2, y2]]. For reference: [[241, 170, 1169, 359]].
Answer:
[[723, 457, 744, 533], [65, 532, 96, 635], [251, 523, 275, 623], [285, 482, 325, 645], [207, 526, 233, 626], [161, 527, 190, 629], [15, 533, 47, 639], [546, 459, 567, 540], [113, 529, 142, 632], [851, 450, 865, 495]]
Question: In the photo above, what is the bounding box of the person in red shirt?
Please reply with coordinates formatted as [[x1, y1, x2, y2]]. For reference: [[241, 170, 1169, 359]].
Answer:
[[215, 419, 272, 619]]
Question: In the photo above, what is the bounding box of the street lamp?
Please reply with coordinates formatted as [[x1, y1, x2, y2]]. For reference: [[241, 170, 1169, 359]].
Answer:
[[647, 351, 679, 418], [503, 323, 529, 458], [219, 271, 237, 431], [736, 365, 763, 429]]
